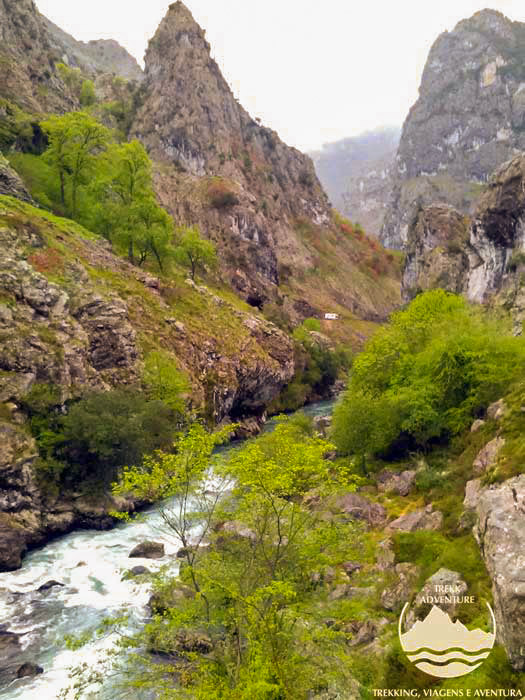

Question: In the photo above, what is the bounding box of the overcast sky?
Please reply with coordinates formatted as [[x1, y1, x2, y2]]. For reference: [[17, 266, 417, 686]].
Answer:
[[36, 0, 525, 152]]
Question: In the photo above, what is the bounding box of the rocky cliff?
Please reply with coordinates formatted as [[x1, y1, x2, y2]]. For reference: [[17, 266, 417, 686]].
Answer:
[[131, 2, 400, 321], [402, 153, 525, 333], [382, 9, 525, 249], [0, 192, 297, 569], [311, 127, 400, 237]]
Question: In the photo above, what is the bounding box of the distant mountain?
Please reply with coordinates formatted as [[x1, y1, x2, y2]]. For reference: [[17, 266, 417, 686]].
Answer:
[[310, 127, 400, 236]]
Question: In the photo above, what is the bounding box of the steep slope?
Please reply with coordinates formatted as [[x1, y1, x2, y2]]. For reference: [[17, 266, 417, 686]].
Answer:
[[0, 193, 297, 568], [382, 9, 525, 249], [42, 17, 143, 82], [310, 127, 400, 236], [131, 2, 401, 323], [402, 153, 525, 333]]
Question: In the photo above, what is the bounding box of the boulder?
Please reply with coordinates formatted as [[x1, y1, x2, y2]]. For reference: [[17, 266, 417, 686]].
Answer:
[[37, 580, 64, 592], [377, 469, 416, 497], [376, 538, 396, 571], [473, 436, 505, 476], [216, 520, 257, 543], [387, 504, 443, 532], [342, 561, 362, 577], [129, 541, 165, 559], [17, 662, 44, 679], [0, 631, 22, 684], [380, 563, 420, 611], [471, 419, 486, 433], [463, 479, 483, 511], [487, 399, 507, 421], [122, 566, 151, 580], [412, 568, 467, 618], [475, 474, 525, 671], [329, 585, 375, 601], [334, 492, 388, 528]]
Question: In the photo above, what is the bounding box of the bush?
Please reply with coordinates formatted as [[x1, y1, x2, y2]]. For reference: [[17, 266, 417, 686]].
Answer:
[[206, 178, 239, 209], [61, 389, 175, 484], [302, 317, 321, 332], [22, 385, 178, 489], [333, 290, 525, 458]]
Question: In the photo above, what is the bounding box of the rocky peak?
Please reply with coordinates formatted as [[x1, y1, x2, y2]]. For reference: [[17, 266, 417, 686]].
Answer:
[[132, 3, 385, 314], [381, 9, 525, 249]]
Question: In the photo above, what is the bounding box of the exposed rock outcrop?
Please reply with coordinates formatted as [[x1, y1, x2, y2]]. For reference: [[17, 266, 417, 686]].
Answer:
[[0, 156, 33, 204], [383, 9, 525, 249], [402, 154, 525, 324], [130, 3, 400, 320], [0, 195, 297, 570], [387, 505, 443, 532], [475, 475, 525, 671]]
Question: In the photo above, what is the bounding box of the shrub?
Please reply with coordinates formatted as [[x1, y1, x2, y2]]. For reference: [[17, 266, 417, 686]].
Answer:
[[61, 389, 175, 484], [80, 80, 96, 107], [206, 178, 239, 209], [302, 317, 321, 332]]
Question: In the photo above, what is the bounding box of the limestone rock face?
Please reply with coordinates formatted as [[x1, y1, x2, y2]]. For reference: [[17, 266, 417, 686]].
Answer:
[[43, 17, 143, 82], [475, 475, 525, 671], [401, 154, 525, 324], [387, 505, 443, 533], [0, 0, 142, 113], [130, 3, 400, 321], [0, 197, 298, 570], [382, 9, 525, 249], [402, 205, 469, 301], [310, 127, 400, 237], [131, 2, 329, 307]]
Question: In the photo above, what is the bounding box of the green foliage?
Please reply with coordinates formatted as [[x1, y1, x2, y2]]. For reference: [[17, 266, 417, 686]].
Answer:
[[0, 99, 40, 154], [106, 417, 361, 699], [61, 389, 176, 484], [143, 350, 189, 415], [22, 385, 178, 489], [41, 111, 111, 216], [333, 290, 525, 458], [174, 226, 218, 281], [80, 80, 96, 107], [271, 327, 350, 414], [8, 152, 61, 209], [301, 317, 321, 332]]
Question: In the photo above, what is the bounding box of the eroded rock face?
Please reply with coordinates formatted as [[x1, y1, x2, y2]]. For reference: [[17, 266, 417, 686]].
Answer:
[[131, 2, 330, 308], [475, 475, 525, 671], [402, 205, 469, 301], [128, 2, 401, 324], [0, 157, 33, 204], [401, 154, 525, 322], [383, 9, 525, 249]]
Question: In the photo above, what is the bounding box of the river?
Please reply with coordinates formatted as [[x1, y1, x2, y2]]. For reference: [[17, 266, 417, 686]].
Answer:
[[0, 400, 336, 699]]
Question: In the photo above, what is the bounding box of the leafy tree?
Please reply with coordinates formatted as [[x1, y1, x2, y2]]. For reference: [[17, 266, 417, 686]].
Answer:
[[61, 389, 176, 485], [333, 289, 525, 458], [174, 225, 218, 281], [143, 350, 189, 415], [41, 112, 110, 216], [89, 140, 175, 270], [80, 80, 96, 107]]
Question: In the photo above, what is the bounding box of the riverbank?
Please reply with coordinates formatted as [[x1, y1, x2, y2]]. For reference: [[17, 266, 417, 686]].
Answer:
[[0, 400, 337, 698]]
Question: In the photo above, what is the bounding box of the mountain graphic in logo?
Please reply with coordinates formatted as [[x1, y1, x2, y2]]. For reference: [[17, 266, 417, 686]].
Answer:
[[399, 605, 496, 678]]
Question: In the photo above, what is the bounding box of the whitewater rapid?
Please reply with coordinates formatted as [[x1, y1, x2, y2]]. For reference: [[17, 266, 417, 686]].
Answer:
[[0, 400, 335, 699]]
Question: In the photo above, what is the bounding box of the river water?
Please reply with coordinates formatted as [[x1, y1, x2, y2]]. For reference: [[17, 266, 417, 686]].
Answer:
[[0, 400, 335, 699]]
